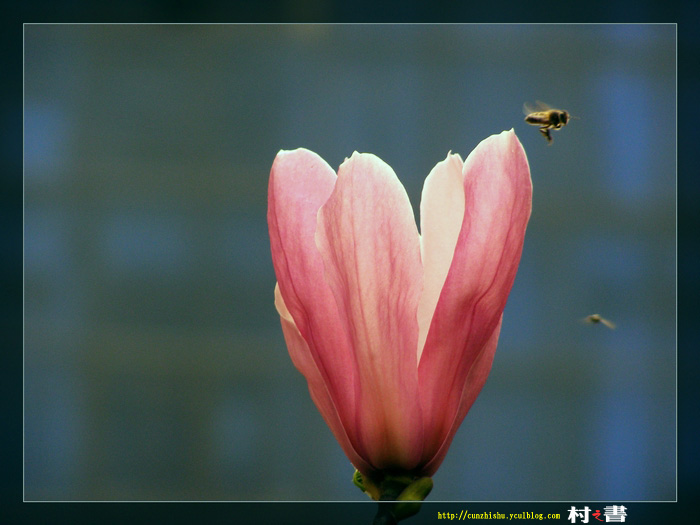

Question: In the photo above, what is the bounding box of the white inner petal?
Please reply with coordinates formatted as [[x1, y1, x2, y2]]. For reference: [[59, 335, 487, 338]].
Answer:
[[417, 152, 465, 362]]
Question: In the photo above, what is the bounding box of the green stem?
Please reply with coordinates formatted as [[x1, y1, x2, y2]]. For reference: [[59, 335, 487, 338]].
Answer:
[[373, 503, 398, 525], [362, 473, 433, 524]]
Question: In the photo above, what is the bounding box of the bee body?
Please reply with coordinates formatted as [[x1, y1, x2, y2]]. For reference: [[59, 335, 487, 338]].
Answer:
[[524, 102, 572, 144]]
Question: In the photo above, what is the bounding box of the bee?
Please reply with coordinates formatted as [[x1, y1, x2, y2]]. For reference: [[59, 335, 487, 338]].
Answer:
[[581, 314, 616, 329], [524, 102, 574, 144]]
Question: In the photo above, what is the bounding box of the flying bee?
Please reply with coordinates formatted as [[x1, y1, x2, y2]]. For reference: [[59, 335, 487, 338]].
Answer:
[[581, 314, 616, 330], [524, 102, 574, 144]]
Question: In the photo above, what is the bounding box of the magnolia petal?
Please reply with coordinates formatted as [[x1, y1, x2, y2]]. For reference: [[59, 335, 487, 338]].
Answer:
[[267, 148, 359, 452], [418, 130, 532, 455], [274, 284, 373, 475], [420, 317, 501, 476], [316, 152, 425, 470], [417, 152, 466, 361]]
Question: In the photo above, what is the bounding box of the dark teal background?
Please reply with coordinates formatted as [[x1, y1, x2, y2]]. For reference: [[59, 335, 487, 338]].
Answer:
[[23, 24, 675, 501]]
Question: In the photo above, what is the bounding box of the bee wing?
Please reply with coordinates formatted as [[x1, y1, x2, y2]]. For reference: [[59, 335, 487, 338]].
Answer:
[[599, 317, 616, 329], [523, 101, 552, 115]]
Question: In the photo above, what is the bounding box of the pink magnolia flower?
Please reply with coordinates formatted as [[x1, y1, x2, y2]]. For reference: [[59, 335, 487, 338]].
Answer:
[[268, 130, 532, 486]]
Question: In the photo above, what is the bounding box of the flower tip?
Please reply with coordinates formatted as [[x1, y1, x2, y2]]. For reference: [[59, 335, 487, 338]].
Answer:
[[498, 128, 517, 140], [272, 148, 300, 163], [483, 128, 524, 152], [507, 128, 523, 144], [348, 150, 363, 162], [342, 151, 362, 164], [441, 150, 463, 164], [276, 147, 297, 156]]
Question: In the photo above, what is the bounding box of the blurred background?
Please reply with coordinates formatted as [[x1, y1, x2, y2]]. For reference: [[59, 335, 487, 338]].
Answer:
[[24, 24, 675, 501]]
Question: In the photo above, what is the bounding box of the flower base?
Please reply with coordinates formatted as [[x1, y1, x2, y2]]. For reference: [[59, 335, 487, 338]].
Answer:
[[353, 470, 433, 523]]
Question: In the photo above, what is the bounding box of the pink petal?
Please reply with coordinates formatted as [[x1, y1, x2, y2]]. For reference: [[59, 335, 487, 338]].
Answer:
[[315, 152, 425, 470], [421, 317, 502, 476], [274, 284, 373, 475], [418, 130, 532, 463], [417, 152, 466, 362], [267, 148, 359, 455]]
